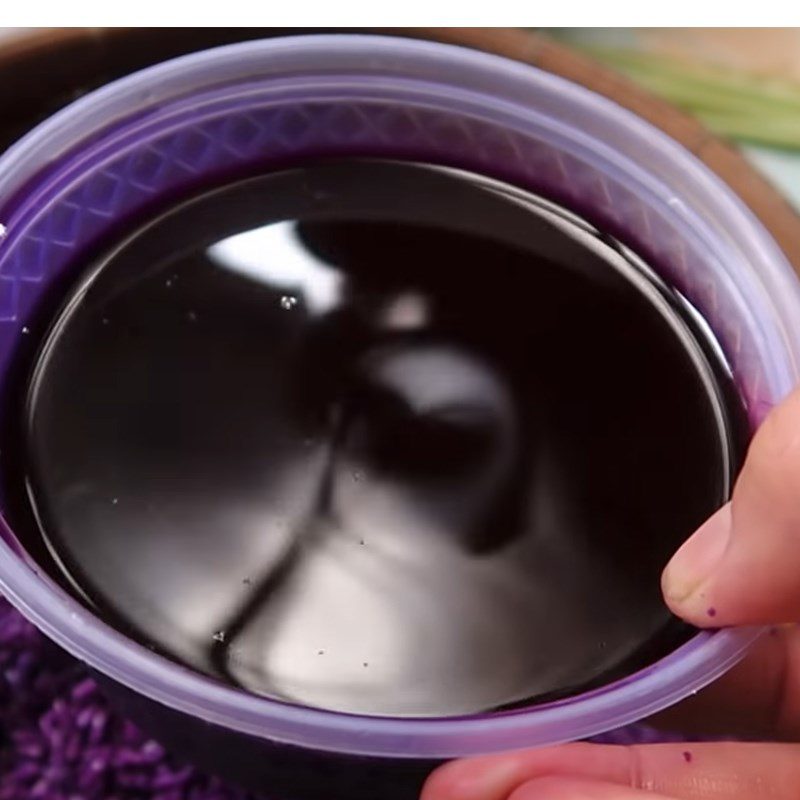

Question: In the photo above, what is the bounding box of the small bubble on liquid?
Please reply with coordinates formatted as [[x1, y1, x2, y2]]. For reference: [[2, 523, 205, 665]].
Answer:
[[362, 662, 369, 668], [165, 279, 173, 288], [111, 497, 119, 505], [280, 295, 298, 311], [101, 317, 110, 326], [187, 311, 198, 322], [317, 650, 325, 656], [311, 188, 331, 202], [21, 326, 29, 334], [212, 631, 226, 643], [0, 223, 7, 239]]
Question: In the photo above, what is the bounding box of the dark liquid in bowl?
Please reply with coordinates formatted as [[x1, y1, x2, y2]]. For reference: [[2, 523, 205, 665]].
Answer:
[[18, 160, 747, 717]]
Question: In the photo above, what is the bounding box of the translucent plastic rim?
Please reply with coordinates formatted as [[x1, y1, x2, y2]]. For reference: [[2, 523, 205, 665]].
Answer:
[[0, 35, 796, 758]]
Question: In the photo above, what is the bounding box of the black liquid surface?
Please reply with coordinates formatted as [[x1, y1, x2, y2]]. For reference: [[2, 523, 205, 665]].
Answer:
[[21, 161, 746, 717]]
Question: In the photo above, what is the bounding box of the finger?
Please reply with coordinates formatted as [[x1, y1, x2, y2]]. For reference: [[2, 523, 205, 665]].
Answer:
[[650, 623, 800, 739], [421, 741, 800, 800], [508, 777, 672, 800], [662, 386, 800, 625]]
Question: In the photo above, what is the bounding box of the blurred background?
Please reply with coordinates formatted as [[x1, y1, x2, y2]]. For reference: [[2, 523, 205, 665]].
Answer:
[[551, 28, 800, 209]]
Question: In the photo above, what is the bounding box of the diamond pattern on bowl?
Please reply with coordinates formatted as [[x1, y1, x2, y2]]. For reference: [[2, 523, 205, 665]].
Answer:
[[128, 149, 169, 188], [0, 276, 18, 322], [82, 172, 124, 218], [0, 94, 769, 420], [375, 108, 425, 144]]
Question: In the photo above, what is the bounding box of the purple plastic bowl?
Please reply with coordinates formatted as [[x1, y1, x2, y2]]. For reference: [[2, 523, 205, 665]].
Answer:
[[0, 34, 799, 799]]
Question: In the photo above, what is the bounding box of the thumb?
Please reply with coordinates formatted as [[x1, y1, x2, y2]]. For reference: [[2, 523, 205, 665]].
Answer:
[[662, 386, 800, 625]]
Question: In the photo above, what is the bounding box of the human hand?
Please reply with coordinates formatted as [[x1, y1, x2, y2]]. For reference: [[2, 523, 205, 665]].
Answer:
[[421, 387, 800, 799]]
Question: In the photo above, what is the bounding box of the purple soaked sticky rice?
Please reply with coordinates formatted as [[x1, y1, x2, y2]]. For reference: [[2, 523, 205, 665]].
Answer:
[[0, 597, 258, 800], [0, 597, 685, 799]]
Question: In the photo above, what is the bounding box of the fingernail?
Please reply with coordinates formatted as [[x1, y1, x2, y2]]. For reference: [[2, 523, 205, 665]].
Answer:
[[662, 503, 732, 605]]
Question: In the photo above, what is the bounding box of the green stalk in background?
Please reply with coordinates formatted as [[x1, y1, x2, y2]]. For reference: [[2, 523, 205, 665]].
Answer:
[[570, 45, 800, 151]]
